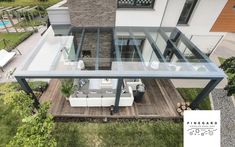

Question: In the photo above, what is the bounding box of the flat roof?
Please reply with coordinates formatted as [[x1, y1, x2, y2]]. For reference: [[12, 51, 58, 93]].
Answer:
[[14, 25, 225, 79]]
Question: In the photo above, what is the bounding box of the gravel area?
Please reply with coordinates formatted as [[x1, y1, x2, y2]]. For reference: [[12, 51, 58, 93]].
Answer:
[[211, 89, 235, 147]]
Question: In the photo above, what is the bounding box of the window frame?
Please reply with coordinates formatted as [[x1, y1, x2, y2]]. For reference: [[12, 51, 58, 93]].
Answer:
[[117, 0, 156, 9], [177, 0, 198, 25]]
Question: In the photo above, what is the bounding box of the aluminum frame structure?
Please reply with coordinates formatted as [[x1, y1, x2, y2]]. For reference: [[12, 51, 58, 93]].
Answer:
[[14, 26, 225, 112]]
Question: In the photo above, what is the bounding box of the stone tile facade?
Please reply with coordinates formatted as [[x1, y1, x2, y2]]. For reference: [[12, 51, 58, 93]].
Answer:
[[75, 31, 112, 69], [67, 0, 117, 27]]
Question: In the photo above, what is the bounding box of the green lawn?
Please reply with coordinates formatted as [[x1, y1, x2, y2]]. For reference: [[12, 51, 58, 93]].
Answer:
[[0, 0, 60, 8], [177, 88, 211, 110], [0, 81, 184, 146], [0, 32, 33, 51], [15, 19, 46, 28], [54, 121, 183, 147]]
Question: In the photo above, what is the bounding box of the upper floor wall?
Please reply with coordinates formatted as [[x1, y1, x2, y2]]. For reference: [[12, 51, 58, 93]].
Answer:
[[211, 0, 235, 32], [47, 0, 70, 25], [47, 0, 227, 35], [116, 0, 167, 27], [116, 0, 227, 35], [67, 0, 116, 27]]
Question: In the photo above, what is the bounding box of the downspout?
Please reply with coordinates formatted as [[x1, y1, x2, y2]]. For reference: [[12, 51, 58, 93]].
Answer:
[[160, 0, 169, 27]]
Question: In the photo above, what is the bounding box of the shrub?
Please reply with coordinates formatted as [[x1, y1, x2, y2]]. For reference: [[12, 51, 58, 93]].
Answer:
[[60, 79, 74, 98], [7, 102, 56, 147], [2, 32, 33, 51], [220, 57, 235, 96]]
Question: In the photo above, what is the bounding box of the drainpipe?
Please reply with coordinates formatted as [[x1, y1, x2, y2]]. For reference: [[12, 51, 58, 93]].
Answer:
[[160, 0, 169, 27]]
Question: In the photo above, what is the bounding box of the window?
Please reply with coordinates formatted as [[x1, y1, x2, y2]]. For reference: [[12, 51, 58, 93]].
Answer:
[[117, 0, 155, 9], [178, 0, 198, 25]]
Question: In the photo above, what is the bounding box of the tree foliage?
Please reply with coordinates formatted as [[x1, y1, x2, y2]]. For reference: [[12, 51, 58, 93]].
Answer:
[[60, 79, 74, 98], [220, 57, 235, 96], [1, 91, 34, 118], [7, 102, 56, 147], [1, 91, 56, 146]]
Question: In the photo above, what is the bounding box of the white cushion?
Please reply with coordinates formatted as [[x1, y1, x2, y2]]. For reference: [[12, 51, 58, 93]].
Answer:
[[0, 50, 16, 67], [150, 61, 160, 70]]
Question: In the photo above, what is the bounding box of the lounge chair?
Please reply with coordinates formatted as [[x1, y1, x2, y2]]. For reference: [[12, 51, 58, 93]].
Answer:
[[0, 49, 16, 72]]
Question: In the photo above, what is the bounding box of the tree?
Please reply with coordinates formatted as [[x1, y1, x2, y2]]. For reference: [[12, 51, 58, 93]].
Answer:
[[220, 57, 235, 96], [1, 91, 34, 118], [7, 102, 56, 147], [1, 91, 57, 146]]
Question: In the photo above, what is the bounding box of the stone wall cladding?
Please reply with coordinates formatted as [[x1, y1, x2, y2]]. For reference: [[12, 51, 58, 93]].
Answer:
[[67, 0, 117, 27]]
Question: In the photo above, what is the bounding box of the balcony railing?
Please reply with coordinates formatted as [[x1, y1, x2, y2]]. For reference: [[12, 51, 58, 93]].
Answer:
[[117, 0, 155, 8]]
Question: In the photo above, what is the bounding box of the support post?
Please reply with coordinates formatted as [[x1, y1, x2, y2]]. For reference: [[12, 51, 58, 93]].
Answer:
[[114, 78, 123, 113], [190, 78, 223, 109], [95, 28, 100, 70], [16, 77, 40, 109]]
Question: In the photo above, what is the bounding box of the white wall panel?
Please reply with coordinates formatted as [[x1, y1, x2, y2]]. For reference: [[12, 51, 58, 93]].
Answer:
[[48, 9, 71, 25], [116, 0, 168, 26], [191, 35, 223, 54], [161, 0, 186, 27]]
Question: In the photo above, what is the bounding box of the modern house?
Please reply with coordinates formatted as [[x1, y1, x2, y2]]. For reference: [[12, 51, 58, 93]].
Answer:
[[14, 0, 227, 118]]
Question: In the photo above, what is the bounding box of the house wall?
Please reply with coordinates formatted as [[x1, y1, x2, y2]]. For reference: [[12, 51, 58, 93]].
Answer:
[[177, 0, 227, 35], [47, 0, 228, 53], [115, 0, 227, 53], [47, 0, 71, 25], [47, 9, 70, 25], [211, 0, 235, 32], [67, 0, 116, 27], [116, 0, 168, 27]]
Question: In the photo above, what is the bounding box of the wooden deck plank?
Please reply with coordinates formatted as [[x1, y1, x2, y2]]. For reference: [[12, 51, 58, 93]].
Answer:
[[40, 79, 183, 118]]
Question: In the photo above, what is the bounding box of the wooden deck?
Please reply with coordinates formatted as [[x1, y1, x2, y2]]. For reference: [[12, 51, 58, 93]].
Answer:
[[40, 79, 184, 118]]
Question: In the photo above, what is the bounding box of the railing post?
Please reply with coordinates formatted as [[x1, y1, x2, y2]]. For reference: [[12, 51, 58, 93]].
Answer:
[[114, 78, 123, 113]]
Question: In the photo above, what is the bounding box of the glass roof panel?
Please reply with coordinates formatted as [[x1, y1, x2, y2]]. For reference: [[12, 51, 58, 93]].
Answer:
[[15, 25, 225, 79]]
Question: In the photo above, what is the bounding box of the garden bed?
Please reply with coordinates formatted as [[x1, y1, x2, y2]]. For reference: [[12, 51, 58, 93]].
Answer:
[[0, 32, 33, 51], [177, 88, 211, 110], [0, 0, 60, 8]]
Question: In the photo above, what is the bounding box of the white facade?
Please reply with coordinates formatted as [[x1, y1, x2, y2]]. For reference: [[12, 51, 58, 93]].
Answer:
[[47, 0, 70, 25], [116, 0, 228, 54], [47, 0, 228, 54]]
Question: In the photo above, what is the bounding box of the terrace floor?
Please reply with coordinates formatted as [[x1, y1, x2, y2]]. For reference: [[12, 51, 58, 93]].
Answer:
[[40, 79, 184, 118]]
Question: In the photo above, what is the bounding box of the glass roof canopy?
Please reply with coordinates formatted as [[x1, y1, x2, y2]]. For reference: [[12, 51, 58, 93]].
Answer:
[[14, 25, 225, 79]]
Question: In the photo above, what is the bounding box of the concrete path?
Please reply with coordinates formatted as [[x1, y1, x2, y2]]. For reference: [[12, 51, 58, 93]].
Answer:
[[212, 33, 235, 60], [0, 26, 47, 83], [211, 89, 235, 147]]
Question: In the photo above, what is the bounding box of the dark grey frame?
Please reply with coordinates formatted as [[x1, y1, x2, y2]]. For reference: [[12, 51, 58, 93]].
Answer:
[[14, 26, 225, 113]]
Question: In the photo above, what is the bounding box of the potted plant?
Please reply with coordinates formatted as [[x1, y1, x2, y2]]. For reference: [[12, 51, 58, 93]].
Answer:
[[60, 79, 74, 100]]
